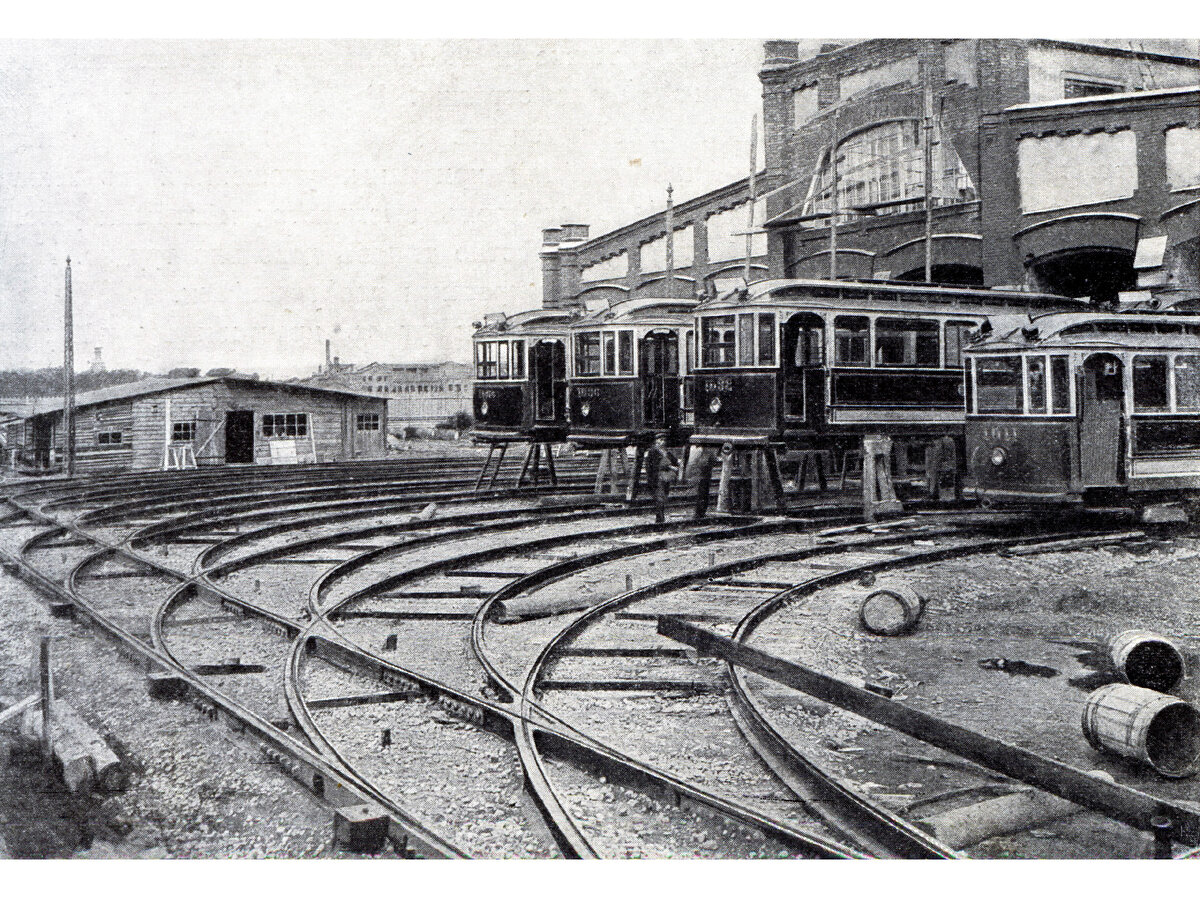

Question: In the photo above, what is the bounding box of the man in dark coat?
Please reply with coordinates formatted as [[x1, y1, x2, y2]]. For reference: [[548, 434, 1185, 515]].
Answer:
[[645, 432, 680, 525]]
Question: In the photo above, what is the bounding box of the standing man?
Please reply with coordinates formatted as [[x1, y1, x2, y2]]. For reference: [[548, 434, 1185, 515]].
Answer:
[[645, 432, 680, 525]]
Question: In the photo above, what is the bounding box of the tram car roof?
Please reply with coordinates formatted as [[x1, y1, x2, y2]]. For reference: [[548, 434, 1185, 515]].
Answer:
[[472, 305, 582, 338], [696, 278, 1083, 315], [964, 310, 1200, 353], [569, 295, 699, 329]]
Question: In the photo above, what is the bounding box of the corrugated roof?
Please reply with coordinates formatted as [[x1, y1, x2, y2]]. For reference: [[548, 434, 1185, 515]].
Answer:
[[27, 376, 382, 417]]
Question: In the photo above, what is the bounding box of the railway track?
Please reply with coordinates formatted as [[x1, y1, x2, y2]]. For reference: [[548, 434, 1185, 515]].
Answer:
[[2, 459, 1179, 858]]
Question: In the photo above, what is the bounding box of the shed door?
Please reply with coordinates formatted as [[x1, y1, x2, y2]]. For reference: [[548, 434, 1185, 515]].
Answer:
[[1080, 353, 1124, 486], [225, 411, 255, 464]]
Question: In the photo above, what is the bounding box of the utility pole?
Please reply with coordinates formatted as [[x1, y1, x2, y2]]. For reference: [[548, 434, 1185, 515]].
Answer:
[[828, 108, 841, 280], [664, 183, 675, 299], [63, 257, 75, 477], [923, 74, 935, 284], [745, 114, 758, 285]]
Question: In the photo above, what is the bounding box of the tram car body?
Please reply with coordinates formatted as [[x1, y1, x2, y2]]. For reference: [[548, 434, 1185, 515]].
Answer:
[[471, 307, 577, 443], [966, 311, 1200, 506], [566, 296, 698, 447], [691, 278, 1082, 452]]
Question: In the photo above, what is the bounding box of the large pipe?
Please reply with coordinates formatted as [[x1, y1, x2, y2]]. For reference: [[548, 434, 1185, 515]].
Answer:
[[657, 615, 1200, 845]]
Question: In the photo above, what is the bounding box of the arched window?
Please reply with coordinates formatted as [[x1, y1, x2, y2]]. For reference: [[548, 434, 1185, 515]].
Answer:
[[801, 120, 975, 226]]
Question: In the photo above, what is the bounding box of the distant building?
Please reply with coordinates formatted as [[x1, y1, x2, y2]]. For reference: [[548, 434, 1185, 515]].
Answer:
[[89, 347, 106, 374], [305, 350, 473, 430], [7, 376, 387, 474]]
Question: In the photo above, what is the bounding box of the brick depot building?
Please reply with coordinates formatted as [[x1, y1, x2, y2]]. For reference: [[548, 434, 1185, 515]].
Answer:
[[10, 376, 388, 474], [539, 40, 1200, 308]]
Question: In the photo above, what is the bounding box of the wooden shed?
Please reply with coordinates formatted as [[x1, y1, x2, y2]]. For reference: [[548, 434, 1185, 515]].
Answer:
[[13, 376, 388, 474]]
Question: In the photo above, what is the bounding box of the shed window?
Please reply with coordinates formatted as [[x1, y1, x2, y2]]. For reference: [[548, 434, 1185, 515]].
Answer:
[[512, 341, 525, 379], [975, 357, 1023, 413], [834, 316, 869, 367], [262, 413, 308, 438], [757, 314, 776, 366], [944, 321, 975, 368], [875, 317, 939, 367], [1051, 356, 1071, 413], [1026, 357, 1047, 413], [603, 333, 616, 375], [575, 332, 601, 376], [1133, 356, 1169, 410], [171, 422, 196, 442], [618, 331, 634, 375], [96, 429, 123, 445], [356, 413, 380, 431], [701, 316, 736, 368], [1176, 355, 1200, 410]]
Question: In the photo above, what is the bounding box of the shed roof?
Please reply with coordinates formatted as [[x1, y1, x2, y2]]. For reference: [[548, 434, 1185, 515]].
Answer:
[[27, 376, 381, 417]]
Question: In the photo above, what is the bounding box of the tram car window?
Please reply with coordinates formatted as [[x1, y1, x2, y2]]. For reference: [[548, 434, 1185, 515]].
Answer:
[[1176, 356, 1200, 409], [834, 316, 870, 366], [875, 317, 939, 367], [757, 314, 776, 366], [975, 357, 1024, 413], [1133, 356, 1169, 411], [575, 332, 602, 376], [618, 332, 634, 375]]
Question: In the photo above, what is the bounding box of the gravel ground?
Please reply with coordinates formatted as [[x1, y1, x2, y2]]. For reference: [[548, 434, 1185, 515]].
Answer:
[[0, 570, 349, 858], [163, 596, 296, 724], [312, 698, 559, 858], [544, 755, 804, 858]]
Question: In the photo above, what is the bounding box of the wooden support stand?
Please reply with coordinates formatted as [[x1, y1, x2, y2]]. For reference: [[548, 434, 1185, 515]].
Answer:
[[473, 442, 507, 493], [594, 447, 630, 495], [715, 443, 786, 515], [861, 434, 904, 522], [517, 442, 558, 489]]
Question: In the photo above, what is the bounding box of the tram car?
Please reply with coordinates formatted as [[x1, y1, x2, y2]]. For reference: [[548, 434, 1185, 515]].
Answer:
[[966, 310, 1200, 509], [565, 296, 698, 447], [471, 307, 578, 443], [691, 278, 1084, 456]]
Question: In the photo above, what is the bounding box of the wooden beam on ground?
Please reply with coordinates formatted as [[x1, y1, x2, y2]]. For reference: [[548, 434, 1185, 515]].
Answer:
[[307, 689, 423, 709], [657, 615, 1200, 845]]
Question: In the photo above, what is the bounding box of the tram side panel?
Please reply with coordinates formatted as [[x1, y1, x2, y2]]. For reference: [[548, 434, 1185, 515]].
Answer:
[[967, 417, 1079, 499], [569, 379, 643, 439]]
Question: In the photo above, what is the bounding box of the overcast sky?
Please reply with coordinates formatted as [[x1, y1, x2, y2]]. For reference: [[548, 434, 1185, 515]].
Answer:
[[2, 35, 1195, 378], [0, 39, 786, 377]]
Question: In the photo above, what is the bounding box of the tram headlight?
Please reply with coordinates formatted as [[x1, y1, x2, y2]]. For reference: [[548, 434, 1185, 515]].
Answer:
[[989, 446, 1007, 467], [580, 402, 591, 418], [480, 401, 489, 417], [709, 396, 722, 414]]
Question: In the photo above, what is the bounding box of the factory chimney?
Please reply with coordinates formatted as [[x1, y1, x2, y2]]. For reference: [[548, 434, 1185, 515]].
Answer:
[[325, 339, 332, 372]]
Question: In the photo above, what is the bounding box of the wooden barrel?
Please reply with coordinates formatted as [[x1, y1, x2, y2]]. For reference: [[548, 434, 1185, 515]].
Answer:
[[1109, 630, 1186, 693], [859, 584, 924, 636], [1081, 683, 1200, 777]]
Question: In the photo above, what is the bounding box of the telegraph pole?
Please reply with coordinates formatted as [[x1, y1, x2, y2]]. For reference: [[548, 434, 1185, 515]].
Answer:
[[923, 74, 935, 283], [745, 114, 758, 284], [829, 108, 841, 280], [664, 183, 675, 299], [63, 257, 76, 477]]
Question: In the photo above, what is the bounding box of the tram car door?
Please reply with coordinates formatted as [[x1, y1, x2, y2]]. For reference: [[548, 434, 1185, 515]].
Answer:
[[1080, 353, 1124, 486], [641, 330, 681, 430], [781, 312, 826, 430], [532, 340, 566, 424]]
